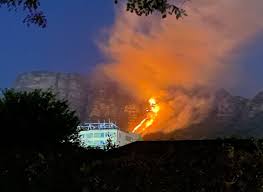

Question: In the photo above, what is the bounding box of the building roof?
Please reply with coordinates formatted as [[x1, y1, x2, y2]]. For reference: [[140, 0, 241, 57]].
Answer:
[[78, 121, 120, 131]]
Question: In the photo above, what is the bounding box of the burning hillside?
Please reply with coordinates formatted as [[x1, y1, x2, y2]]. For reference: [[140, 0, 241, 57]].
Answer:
[[99, 0, 263, 136], [13, 71, 263, 139], [11, 0, 263, 138], [132, 97, 160, 135]]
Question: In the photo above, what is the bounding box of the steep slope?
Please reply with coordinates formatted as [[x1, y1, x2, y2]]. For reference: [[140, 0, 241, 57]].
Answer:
[[14, 71, 263, 138], [14, 71, 88, 119], [14, 71, 143, 129]]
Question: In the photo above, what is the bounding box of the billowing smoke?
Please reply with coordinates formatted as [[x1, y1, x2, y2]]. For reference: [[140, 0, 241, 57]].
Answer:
[[98, 0, 263, 135]]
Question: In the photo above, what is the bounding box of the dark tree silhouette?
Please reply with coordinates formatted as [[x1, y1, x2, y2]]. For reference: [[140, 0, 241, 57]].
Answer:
[[0, 0, 186, 28], [115, 0, 187, 19], [0, 89, 80, 147], [0, 0, 46, 27]]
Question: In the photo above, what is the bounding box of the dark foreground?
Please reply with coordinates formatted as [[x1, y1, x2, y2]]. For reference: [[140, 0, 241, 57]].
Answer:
[[1, 140, 263, 192]]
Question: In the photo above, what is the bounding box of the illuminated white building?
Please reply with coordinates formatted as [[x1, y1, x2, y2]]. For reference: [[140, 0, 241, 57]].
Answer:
[[78, 121, 141, 148]]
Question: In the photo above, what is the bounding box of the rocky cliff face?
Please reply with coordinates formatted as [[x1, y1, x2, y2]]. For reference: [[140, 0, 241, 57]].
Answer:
[[165, 89, 263, 139], [14, 71, 88, 119], [14, 71, 263, 138], [213, 89, 248, 122], [84, 71, 143, 129], [14, 71, 143, 129], [245, 91, 263, 118]]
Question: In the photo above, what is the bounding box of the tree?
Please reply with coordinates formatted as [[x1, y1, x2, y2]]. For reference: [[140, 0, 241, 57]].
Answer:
[[0, 0, 46, 27], [0, 0, 186, 28], [115, 0, 187, 19], [0, 89, 80, 147]]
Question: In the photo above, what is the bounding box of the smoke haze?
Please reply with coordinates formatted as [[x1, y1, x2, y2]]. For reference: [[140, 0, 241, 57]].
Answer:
[[98, 0, 263, 135]]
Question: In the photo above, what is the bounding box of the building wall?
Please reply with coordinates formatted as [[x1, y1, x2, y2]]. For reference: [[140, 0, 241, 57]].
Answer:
[[117, 130, 141, 146], [79, 129, 118, 148], [79, 129, 140, 148]]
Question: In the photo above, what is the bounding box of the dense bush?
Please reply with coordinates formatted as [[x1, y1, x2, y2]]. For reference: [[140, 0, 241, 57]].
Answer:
[[0, 89, 80, 147], [1, 140, 263, 191]]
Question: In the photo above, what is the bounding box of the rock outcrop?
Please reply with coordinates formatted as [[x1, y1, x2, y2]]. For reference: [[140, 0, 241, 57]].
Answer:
[[14, 71, 88, 119], [14, 71, 143, 129], [14, 71, 263, 138], [213, 89, 248, 122]]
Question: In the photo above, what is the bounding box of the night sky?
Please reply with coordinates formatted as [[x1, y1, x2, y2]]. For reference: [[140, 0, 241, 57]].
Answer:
[[0, 1, 114, 88], [0, 1, 263, 98]]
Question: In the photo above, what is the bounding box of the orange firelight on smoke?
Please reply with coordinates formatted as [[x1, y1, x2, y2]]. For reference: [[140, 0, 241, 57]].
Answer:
[[132, 97, 160, 134], [99, 0, 263, 136]]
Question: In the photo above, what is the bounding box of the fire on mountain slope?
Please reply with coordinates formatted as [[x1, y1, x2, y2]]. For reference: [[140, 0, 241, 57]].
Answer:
[[132, 97, 160, 135], [99, 0, 263, 137]]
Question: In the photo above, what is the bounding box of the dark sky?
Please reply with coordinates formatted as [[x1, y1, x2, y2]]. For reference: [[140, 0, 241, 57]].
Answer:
[[0, 1, 114, 88], [0, 1, 263, 98], [232, 34, 263, 98]]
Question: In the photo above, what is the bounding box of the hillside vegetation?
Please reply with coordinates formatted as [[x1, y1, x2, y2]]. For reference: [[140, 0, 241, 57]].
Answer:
[[1, 139, 263, 192]]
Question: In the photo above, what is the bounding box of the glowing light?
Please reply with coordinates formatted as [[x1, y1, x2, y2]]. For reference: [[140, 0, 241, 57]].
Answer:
[[132, 119, 146, 133], [132, 97, 160, 134]]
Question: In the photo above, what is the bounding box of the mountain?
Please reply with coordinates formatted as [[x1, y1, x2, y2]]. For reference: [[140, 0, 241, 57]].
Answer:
[[14, 71, 143, 129], [14, 71, 88, 119], [14, 71, 263, 139], [151, 89, 263, 140]]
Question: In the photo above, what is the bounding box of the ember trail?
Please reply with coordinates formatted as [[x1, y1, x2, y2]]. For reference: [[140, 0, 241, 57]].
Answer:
[[132, 97, 160, 134]]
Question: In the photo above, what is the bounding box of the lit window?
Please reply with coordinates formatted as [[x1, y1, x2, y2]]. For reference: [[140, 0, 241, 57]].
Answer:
[[94, 133, 104, 138], [93, 140, 102, 145], [106, 132, 116, 138], [86, 133, 93, 138]]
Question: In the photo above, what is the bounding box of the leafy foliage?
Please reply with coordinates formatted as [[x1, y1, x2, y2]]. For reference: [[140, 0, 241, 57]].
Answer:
[[103, 134, 119, 151], [0, 0, 46, 27], [223, 138, 263, 191], [0, 89, 80, 147], [1, 140, 263, 191], [1, 0, 187, 28], [114, 0, 187, 19]]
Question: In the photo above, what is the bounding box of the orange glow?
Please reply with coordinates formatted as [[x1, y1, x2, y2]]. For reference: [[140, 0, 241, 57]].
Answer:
[[132, 97, 160, 134], [99, 0, 263, 136], [132, 119, 146, 133]]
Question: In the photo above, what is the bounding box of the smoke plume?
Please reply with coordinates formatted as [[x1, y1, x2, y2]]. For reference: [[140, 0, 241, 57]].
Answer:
[[98, 0, 263, 135]]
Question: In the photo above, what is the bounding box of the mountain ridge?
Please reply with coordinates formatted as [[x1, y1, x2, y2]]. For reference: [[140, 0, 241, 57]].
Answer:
[[14, 71, 263, 139]]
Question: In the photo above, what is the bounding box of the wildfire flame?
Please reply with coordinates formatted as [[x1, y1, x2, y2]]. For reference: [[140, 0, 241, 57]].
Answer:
[[132, 97, 160, 134]]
